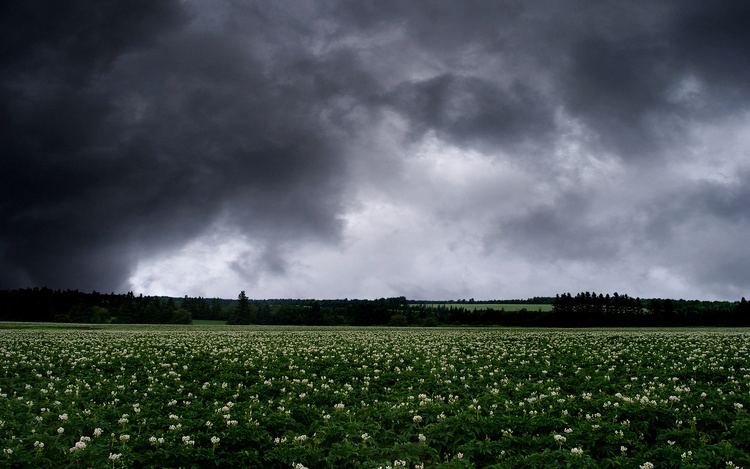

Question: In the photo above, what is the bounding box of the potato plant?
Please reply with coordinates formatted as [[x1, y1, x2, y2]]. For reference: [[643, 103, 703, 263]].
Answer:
[[1, 328, 750, 468]]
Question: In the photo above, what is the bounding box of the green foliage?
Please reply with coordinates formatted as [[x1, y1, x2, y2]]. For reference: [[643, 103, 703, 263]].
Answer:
[[4, 289, 750, 326], [420, 303, 554, 312], [388, 313, 408, 326], [169, 306, 192, 324], [227, 291, 255, 325], [2, 328, 750, 467], [87, 306, 110, 324]]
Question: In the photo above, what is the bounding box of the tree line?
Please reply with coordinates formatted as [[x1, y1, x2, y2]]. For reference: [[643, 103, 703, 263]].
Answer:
[[1, 288, 749, 326], [417, 297, 555, 305], [0, 288, 218, 324], [549, 292, 750, 326]]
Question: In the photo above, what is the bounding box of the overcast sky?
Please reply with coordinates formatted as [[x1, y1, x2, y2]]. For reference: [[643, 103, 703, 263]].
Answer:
[[2, 1, 750, 300]]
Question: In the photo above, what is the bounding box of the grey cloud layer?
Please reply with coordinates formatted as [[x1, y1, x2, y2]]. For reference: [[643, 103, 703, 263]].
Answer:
[[1, 0, 356, 289], [2, 0, 749, 297]]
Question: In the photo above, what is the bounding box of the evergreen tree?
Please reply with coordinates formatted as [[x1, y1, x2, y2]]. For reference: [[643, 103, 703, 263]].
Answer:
[[144, 298, 162, 324], [209, 298, 225, 320], [229, 291, 254, 325]]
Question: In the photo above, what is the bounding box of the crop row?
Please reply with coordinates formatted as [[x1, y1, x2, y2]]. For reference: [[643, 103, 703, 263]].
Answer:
[[1, 328, 750, 467]]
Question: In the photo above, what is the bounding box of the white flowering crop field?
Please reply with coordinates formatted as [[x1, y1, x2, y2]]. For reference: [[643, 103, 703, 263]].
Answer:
[[1, 327, 750, 468]]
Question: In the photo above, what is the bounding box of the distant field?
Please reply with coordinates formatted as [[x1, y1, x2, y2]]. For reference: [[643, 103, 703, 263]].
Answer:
[[192, 319, 228, 325], [418, 303, 553, 312]]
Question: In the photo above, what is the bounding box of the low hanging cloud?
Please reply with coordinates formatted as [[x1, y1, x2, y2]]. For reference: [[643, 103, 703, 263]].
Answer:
[[2, 0, 750, 299]]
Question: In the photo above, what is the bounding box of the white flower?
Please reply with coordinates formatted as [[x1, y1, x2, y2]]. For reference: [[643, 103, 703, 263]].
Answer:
[[119, 434, 130, 443], [3, 448, 13, 455], [570, 447, 583, 456], [58, 413, 68, 421], [413, 415, 423, 423], [69, 441, 86, 452], [418, 433, 426, 442], [361, 433, 370, 441], [639, 463, 654, 469], [93, 428, 103, 437], [553, 434, 566, 443], [211, 436, 220, 446], [735, 402, 744, 410], [456, 452, 464, 459], [57, 427, 65, 434], [620, 446, 627, 453], [334, 403, 345, 410], [109, 453, 122, 461], [34, 441, 44, 449]]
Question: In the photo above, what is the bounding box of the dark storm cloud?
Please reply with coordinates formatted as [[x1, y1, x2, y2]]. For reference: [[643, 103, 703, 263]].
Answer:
[[1, 0, 187, 290], [328, 0, 750, 163], [2, 0, 750, 296], [385, 74, 555, 152], [555, 2, 750, 159], [673, 3, 750, 94], [0, 0, 367, 290]]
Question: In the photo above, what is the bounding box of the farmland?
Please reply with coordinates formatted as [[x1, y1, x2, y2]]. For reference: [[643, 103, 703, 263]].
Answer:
[[417, 303, 553, 312], [2, 327, 750, 468]]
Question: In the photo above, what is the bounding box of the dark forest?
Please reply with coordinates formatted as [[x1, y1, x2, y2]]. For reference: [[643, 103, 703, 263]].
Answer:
[[1, 288, 748, 327]]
